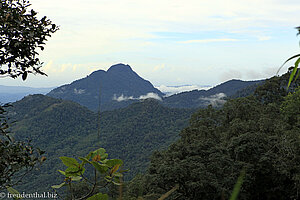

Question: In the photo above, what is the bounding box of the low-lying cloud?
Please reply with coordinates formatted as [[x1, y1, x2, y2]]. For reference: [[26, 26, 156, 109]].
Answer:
[[73, 88, 85, 94], [113, 92, 162, 102], [156, 85, 212, 96], [199, 93, 227, 107]]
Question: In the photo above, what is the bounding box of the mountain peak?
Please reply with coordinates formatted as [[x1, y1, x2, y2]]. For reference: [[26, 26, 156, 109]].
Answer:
[[47, 63, 163, 111], [107, 63, 132, 73]]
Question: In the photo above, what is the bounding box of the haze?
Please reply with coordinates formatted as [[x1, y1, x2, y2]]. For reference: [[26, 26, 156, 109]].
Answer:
[[1, 0, 299, 88]]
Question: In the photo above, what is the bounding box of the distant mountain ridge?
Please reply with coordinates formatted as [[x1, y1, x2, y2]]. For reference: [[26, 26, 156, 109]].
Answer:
[[47, 63, 263, 111], [1, 64, 263, 110], [0, 85, 54, 103], [47, 63, 163, 111], [162, 79, 263, 108]]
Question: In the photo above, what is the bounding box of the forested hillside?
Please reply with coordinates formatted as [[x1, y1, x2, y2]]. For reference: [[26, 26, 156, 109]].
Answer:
[[124, 75, 300, 200], [9, 95, 194, 192]]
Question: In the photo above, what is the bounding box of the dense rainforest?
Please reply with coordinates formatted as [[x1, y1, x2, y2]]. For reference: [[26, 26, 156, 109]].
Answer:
[[1, 1, 299, 199], [8, 96, 194, 193], [124, 75, 300, 200], [2, 73, 297, 200]]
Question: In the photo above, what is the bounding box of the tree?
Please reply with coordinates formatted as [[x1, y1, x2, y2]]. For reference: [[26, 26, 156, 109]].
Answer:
[[0, 0, 59, 80], [0, 103, 46, 190], [0, 0, 58, 189], [128, 79, 300, 200]]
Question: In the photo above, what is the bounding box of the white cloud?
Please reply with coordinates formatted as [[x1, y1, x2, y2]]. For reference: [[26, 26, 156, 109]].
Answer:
[[220, 69, 243, 82], [29, 0, 300, 59], [156, 85, 212, 96], [200, 93, 227, 107], [178, 38, 239, 44], [4, 0, 299, 88], [113, 93, 162, 102], [139, 93, 162, 101], [257, 36, 272, 41], [112, 94, 134, 102], [153, 64, 165, 72], [73, 88, 85, 94]]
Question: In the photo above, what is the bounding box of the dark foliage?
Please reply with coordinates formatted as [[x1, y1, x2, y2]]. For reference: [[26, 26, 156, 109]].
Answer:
[[126, 77, 300, 200], [0, 0, 58, 79], [0, 0, 57, 190], [7, 95, 194, 192], [0, 104, 44, 189]]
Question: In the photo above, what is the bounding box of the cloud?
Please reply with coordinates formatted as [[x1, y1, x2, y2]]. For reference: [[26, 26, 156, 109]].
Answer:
[[9, 0, 299, 88], [73, 88, 85, 94], [257, 36, 272, 41], [113, 93, 162, 102], [199, 93, 227, 107], [178, 38, 239, 44], [156, 85, 212, 96], [220, 69, 243, 82], [139, 93, 162, 101], [59, 64, 70, 73], [29, 0, 300, 60], [43, 60, 54, 73], [112, 94, 135, 102], [153, 64, 165, 72], [72, 64, 78, 72]]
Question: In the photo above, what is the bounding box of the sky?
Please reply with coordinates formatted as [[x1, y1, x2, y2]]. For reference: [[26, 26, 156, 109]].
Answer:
[[1, 0, 300, 88]]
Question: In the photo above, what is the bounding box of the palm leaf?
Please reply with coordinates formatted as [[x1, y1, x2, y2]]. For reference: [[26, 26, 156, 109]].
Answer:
[[277, 54, 300, 75]]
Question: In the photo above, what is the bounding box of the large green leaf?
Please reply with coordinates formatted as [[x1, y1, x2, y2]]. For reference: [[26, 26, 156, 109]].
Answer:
[[277, 53, 300, 75], [51, 182, 66, 189], [229, 169, 246, 200], [93, 148, 106, 156], [58, 170, 66, 176], [86, 193, 109, 200], [71, 176, 82, 182], [59, 156, 80, 168], [91, 148, 108, 161], [6, 187, 22, 199], [105, 159, 123, 167], [287, 57, 300, 88], [91, 161, 108, 174], [79, 156, 91, 164], [65, 166, 84, 177]]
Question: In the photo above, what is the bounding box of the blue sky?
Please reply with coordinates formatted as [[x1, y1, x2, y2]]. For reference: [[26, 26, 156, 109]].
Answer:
[[1, 0, 300, 88]]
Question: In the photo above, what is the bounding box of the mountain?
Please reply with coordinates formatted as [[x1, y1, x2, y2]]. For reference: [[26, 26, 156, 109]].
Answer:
[[0, 85, 53, 103], [163, 79, 263, 108], [47, 63, 264, 111], [9, 94, 194, 192], [47, 64, 164, 111]]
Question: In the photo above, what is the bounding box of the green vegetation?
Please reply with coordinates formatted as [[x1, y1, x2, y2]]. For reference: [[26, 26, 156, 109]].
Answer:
[[9, 97, 194, 192], [53, 148, 124, 200], [2, 3, 299, 198], [0, 0, 57, 190], [0, 0, 58, 79], [278, 26, 300, 88], [124, 76, 300, 200], [0, 104, 45, 190]]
